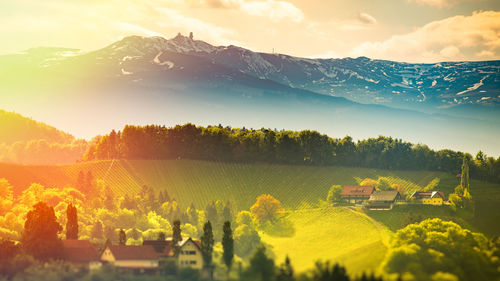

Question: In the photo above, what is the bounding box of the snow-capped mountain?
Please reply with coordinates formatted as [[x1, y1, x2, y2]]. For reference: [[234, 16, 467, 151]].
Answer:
[[2, 32, 500, 155], [81, 33, 500, 112]]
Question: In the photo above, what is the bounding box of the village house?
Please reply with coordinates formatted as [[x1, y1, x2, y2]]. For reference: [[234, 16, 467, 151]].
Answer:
[[101, 245, 159, 274], [366, 190, 403, 210], [143, 237, 203, 270], [62, 240, 102, 270], [410, 191, 445, 205], [341, 185, 375, 204]]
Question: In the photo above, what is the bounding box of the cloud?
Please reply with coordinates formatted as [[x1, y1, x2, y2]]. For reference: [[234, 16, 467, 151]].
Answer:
[[358, 12, 377, 25], [408, 0, 482, 8], [156, 8, 238, 45], [114, 22, 164, 37], [351, 11, 500, 62], [240, 0, 304, 22], [189, 0, 305, 22]]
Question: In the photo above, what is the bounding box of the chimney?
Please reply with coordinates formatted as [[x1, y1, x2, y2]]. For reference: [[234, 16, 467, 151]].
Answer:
[[189, 32, 194, 40]]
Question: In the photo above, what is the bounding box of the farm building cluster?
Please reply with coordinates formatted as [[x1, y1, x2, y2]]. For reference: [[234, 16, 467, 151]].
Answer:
[[340, 185, 446, 209], [61, 237, 205, 275]]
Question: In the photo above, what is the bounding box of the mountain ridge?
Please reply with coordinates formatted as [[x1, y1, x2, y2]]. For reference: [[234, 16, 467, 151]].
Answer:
[[91, 33, 500, 114]]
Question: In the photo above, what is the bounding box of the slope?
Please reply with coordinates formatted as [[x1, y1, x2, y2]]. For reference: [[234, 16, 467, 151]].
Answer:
[[0, 109, 74, 145], [261, 207, 392, 276], [0, 159, 457, 207]]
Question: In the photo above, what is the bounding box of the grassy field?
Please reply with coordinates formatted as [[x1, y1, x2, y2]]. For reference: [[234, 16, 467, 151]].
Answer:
[[1, 159, 485, 210], [2, 159, 500, 275], [261, 207, 392, 276], [1, 159, 499, 236]]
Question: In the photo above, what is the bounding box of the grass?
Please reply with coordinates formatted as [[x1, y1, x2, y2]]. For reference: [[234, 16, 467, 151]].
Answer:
[[260, 207, 392, 276], [2, 159, 500, 235], [365, 204, 474, 232], [2, 159, 500, 274], [1, 159, 485, 210]]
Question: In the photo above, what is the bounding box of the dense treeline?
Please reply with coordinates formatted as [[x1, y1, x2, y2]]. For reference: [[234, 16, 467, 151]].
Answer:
[[83, 124, 500, 183]]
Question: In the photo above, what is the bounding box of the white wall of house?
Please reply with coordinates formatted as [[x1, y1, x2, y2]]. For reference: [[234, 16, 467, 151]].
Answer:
[[178, 241, 203, 270]]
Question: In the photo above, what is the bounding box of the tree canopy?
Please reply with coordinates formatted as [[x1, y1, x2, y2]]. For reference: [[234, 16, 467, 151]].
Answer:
[[382, 218, 499, 281], [82, 124, 500, 183], [21, 202, 63, 260], [250, 194, 285, 224]]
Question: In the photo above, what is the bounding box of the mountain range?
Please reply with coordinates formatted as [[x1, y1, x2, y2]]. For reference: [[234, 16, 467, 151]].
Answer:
[[0, 33, 499, 155]]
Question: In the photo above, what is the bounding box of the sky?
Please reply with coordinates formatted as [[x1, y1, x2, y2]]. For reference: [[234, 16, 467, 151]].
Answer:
[[1, 0, 499, 63]]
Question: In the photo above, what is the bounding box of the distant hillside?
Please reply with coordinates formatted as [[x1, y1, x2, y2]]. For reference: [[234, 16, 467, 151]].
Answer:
[[0, 109, 87, 164], [0, 109, 74, 145], [2, 34, 500, 156]]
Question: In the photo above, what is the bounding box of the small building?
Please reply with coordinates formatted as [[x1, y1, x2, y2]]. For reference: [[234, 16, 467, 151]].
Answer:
[[62, 240, 102, 270], [410, 191, 445, 205], [143, 238, 203, 270], [367, 190, 403, 210], [101, 245, 159, 274], [177, 238, 203, 270], [341, 186, 375, 204]]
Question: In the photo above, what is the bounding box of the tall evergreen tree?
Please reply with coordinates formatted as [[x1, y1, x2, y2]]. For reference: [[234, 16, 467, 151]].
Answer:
[[66, 203, 78, 240], [172, 220, 182, 256], [118, 229, 126, 245], [222, 221, 234, 275], [461, 156, 470, 191], [201, 221, 215, 269]]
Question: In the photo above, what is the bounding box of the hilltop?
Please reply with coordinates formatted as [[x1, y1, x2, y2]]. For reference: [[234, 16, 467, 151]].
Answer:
[[0, 109, 74, 145], [0, 110, 87, 164]]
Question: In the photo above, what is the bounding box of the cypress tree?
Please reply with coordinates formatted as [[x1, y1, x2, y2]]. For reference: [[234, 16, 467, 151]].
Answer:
[[172, 220, 182, 255], [66, 203, 78, 240], [222, 221, 234, 275], [118, 229, 126, 245], [201, 221, 215, 270], [461, 157, 470, 191]]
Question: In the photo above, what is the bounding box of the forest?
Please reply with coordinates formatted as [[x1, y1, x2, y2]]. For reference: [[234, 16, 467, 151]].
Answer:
[[84, 124, 500, 183]]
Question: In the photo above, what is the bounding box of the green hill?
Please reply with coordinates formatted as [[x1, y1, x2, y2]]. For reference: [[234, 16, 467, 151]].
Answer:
[[0, 109, 74, 145], [261, 207, 391, 276], [1, 159, 499, 236], [0, 159, 461, 209]]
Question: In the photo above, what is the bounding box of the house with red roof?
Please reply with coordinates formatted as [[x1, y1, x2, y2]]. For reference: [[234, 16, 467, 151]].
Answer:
[[143, 237, 203, 270], [100, 245, 159, 274], [341, 185, 375, 204], [62, 240, 102, 270]]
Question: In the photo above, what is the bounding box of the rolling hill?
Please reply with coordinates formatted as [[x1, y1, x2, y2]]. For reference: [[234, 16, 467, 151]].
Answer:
[[1, 159, 499, 236], [261, 207, 392, 276], [0, 109, 74, 145], [0, 110, 88, 165]]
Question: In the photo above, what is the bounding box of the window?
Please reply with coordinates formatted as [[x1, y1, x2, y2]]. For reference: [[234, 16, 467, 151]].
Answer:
[[190, 260, 196, 265]]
